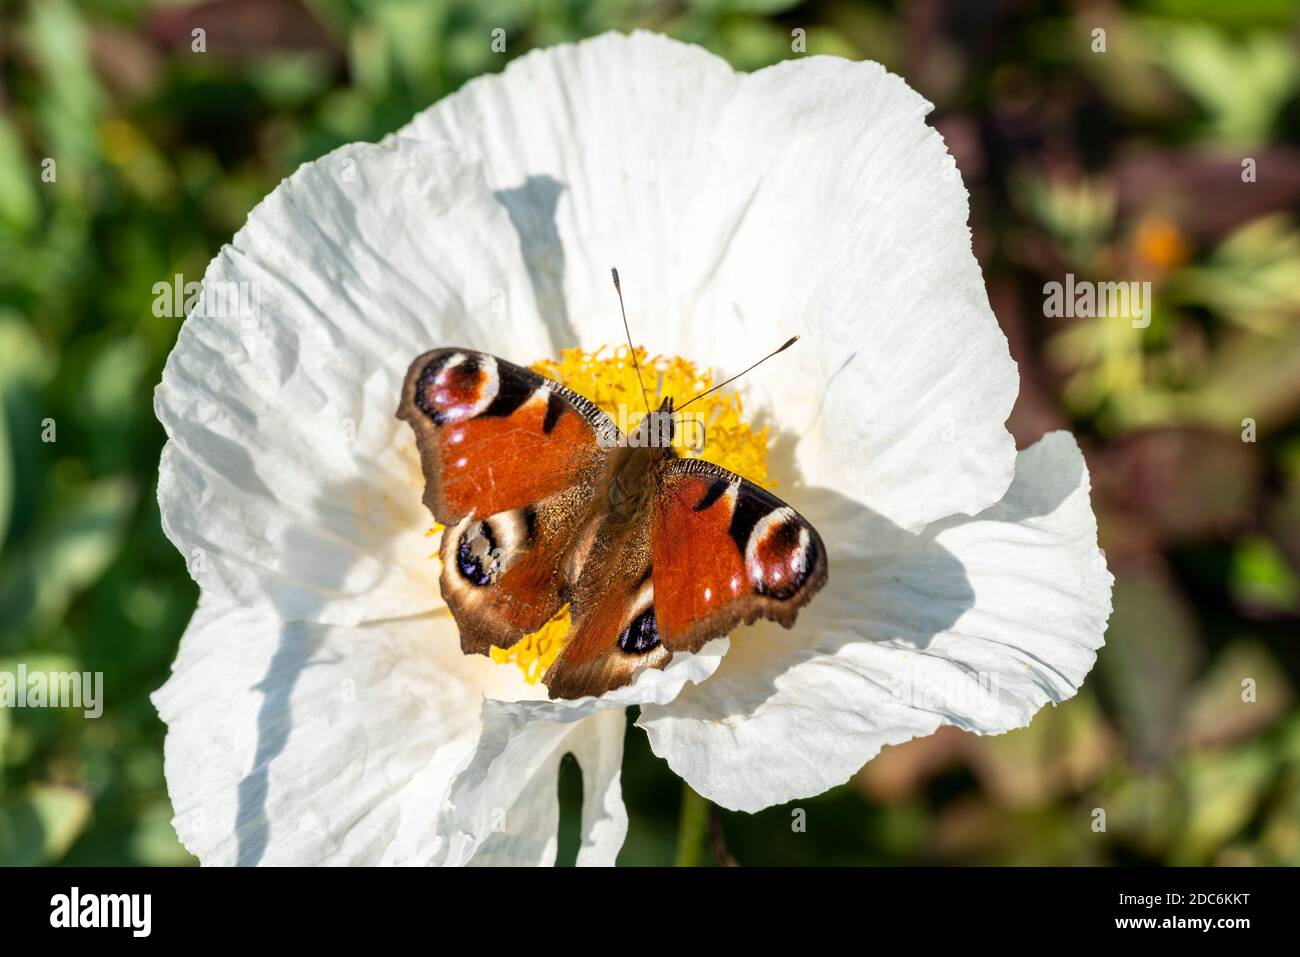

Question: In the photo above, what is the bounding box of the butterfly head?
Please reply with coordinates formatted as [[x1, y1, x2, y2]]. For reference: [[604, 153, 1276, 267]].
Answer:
[[627, 395, 676, 451]]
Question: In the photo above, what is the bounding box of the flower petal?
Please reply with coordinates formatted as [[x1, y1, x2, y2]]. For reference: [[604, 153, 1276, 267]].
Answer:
[[153, 599, 523, 865], [432, 635, 727, 864], [438, 702, 628, 867], [399, 31, 1017, 529], [156, 140, 553, 625], [638, 432, 1112, 812]]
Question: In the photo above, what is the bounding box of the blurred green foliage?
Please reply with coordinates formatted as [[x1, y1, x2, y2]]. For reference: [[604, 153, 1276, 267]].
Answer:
[[1, 0, 1299, 865]]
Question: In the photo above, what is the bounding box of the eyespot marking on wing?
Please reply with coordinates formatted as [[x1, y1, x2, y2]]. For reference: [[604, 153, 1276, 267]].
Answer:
[[450, 509, 534, 588], [616, 577, 660, 655], [617, 607, 660, 654], [745, 506, 816, 600], [455, 519, 497, 586], [415, 352, 500, 424]]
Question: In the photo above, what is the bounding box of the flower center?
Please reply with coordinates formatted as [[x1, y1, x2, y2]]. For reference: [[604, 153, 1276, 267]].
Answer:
[[488, 346, 772, 682]]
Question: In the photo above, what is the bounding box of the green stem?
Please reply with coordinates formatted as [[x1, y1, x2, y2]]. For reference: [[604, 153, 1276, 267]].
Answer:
[[673, 783, 711, 867]]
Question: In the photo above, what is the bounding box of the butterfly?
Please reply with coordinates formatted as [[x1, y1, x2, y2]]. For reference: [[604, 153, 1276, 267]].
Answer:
[[396, 276, 827, 700]]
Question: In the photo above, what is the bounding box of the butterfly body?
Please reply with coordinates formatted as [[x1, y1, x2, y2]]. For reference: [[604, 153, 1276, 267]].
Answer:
[[398, 348, 827, 699]]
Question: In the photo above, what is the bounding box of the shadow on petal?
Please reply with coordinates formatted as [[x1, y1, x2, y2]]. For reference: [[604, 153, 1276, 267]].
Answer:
[[233, 624, 333, 865], [656, 425, 1087, 724], [678, 480, 975, 721], [682, 423, 983, 719], [495, 175, 576, 349], [237, 474, 403, 865]]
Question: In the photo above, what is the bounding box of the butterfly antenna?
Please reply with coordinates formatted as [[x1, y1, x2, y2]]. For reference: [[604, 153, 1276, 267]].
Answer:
[[612, 267, 652, 417], [677, 336, 801, 412]]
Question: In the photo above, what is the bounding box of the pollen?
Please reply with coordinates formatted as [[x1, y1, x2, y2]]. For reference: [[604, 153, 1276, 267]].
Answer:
[[532, 345, 772, 486], [488, 346, 773, 685], [490, 605, 572, 680]]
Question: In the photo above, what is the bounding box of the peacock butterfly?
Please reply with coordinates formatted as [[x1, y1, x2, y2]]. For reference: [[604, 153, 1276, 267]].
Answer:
[[396, 272, 828, 699]]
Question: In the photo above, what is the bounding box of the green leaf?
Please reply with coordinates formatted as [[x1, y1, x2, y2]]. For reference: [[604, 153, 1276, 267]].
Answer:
[[0, 387, 11, 557], [1176, 746, 1273, 863], [130, 799, 195, 867], [0, 784, 92, 866], [0, 118, 39, 233], [25, 0, 103, 176], [0, 315, 49, 554], [1147, 21, 1300, 145], [1231, 536, 1300, 611], [0, 478, 137, 639]]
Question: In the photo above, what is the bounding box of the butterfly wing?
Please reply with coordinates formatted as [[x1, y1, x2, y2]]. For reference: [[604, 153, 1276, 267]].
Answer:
[[650, 458, 827, 652], [398, 348, 619, 653], [541, 457, 827, 700], [539, 518, 670, 701]]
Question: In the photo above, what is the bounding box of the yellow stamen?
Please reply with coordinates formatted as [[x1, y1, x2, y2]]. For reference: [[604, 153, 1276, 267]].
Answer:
[[468, 346, 770, 684], [531, 346, 772, 486], [490, 605, 572, 679]]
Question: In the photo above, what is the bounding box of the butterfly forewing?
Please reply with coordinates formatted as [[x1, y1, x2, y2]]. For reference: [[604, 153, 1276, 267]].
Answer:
[[398, 349, 617, 522], [398, 349, 619, 654], [651, 459, 828, 652]]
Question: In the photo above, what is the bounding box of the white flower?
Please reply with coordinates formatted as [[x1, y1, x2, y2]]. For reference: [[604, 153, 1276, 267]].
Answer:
[[152, 31, 1112, 865]]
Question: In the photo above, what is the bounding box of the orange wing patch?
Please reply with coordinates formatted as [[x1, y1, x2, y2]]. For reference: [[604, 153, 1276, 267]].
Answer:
[[649, 461, 827, 655], [398, 348, 612, 525], [652, 475, 746, 645], [437, 396, 594, 518]]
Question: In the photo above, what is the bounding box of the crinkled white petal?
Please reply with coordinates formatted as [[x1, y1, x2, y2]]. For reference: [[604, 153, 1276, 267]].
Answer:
[[153, 599, 538, 865], [443, 704, 628, 867], [156, 140, 554, 626], [639, 433, 1113, 812], [442, 637, 729, 864], [399, 30, 1017, 530], [488, 636, 728, 716]]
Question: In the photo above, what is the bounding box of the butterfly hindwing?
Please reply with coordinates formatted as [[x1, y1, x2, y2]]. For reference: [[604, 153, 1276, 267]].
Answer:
[[399, 349, 619, 653], [540, 519, 671, 701], [438, 490, 591, 653]]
